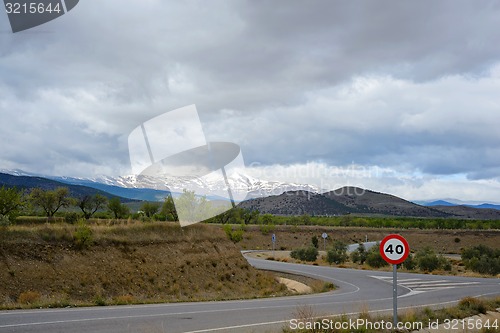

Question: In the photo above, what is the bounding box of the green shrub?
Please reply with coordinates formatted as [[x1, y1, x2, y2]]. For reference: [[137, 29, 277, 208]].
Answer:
[[350, 243, 367, 264], [458, 297, 487, 314], [461, 245, 500, 275], [311, 235, 319, 248], [259, 223, 275, 235], [403, 253, 416, 270], [415, 247, 441, 272], [438, 255, 452, 271], [326, 241, 348, 265], [73, 223, 93, 249], [366, 244, 388, 268], [223, 224, 244, 243], [0, 214, 11, 227], [291, 247, 318, 262], [64, 212, 80, 224], [231, 229, 244, 242], [223, 224, 232, 236], [94, 295, 107, 306]]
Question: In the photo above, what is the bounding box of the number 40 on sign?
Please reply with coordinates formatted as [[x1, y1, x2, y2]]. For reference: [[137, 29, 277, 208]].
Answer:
[[380, 234, 409, 265]]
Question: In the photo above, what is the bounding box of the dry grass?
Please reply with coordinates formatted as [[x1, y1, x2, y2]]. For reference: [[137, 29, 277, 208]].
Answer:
[[0, 222, 290, 309], [237, 225, 499, 255], [17, 291, 41, 304], [282, 296, 500, 333]]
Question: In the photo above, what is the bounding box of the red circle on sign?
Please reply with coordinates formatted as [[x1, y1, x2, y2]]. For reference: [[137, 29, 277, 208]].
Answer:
[[379, 234, 410, 265]]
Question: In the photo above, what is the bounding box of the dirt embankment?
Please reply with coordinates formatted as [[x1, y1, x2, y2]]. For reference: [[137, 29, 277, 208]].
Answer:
[[0, 223, 287, 308]]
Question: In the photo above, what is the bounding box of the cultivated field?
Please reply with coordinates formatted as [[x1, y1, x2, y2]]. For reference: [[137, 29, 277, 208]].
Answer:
[[234, 225, 499, 255]]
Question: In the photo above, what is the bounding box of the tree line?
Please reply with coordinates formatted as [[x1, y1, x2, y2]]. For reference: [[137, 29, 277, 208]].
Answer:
[[0, 186, 179, 224], [1, 185, 498, 230]]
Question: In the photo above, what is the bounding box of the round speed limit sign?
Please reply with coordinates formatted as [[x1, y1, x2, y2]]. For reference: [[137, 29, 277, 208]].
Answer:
[[380, 234, 409, 265]]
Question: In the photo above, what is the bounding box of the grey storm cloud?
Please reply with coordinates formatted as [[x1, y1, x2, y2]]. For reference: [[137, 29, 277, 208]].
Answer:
[[1, 0, 500, 189]]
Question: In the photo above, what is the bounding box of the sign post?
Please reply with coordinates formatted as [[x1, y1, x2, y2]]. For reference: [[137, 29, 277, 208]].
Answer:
[[321, 232, 328, 250], [271, 233, 276, 256], [379, 234, 410, 326]]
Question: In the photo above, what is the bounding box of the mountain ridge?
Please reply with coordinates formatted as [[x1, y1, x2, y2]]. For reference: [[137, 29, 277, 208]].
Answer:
[[238, 186, 454, 218], [1, 170, 499, 219], [0, 173, 136, 202]]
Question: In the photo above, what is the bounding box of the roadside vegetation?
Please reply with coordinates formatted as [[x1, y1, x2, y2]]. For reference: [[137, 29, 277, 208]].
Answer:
[[283, 296, 500, 333], [283, 242, 466, 275], [291, 247, 319, 262], [255, 229, 499, 277], [0, 222, 293, 310], [461, 245, 500, 275]]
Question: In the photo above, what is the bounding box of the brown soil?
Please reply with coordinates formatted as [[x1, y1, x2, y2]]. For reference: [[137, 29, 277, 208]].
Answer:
[[0, 223, 288, 308]]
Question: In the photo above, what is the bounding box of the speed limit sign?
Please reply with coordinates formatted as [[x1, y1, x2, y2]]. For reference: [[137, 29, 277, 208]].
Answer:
[[380, 234, 409, 265], [380, 234, 410, 327]]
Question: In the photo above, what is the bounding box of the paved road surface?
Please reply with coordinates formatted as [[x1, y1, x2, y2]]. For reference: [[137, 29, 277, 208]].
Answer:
[[347, 241, 377, 252], [0, 255, 498, 333]]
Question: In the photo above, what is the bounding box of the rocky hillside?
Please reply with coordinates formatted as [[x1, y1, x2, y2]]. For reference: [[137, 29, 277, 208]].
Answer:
[[323, 187, 449, 217], [238, 190, 351, 216], [239, 186, 500, 219], [431, 205, 500, 220]]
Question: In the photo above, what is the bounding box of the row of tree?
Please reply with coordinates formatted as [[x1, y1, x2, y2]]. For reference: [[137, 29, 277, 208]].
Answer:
[[0, 186, 178, 222]]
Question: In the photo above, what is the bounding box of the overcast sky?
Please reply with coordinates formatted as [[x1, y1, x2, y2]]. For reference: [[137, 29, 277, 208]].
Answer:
[[1, 1, 500, 202]]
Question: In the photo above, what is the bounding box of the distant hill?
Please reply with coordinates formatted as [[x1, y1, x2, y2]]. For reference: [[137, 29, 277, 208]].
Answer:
[[421, 200, 457, 207], [417, 199, 500, 211], [0, 173, 136, 202], [238, 190, 352, 216], [323, 187, 450, 217], [239, 186, 500, 219], [473, 203, 500, 210], [239, 187, 450, 217], [431, 205, 500, 220]]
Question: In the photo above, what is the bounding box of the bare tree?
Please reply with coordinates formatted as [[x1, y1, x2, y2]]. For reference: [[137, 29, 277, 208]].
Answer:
[[29, 187, 72, 218], [76, 194, 108, 219]]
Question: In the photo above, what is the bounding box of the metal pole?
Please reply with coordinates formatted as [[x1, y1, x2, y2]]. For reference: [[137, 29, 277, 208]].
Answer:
[[393, 264, 397, 326]]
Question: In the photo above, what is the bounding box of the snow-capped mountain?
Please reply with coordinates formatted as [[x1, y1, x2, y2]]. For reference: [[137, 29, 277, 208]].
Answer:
[[0, 169, 319, 201], [0, 169, 43, 177], [84, 173, 320, 200]]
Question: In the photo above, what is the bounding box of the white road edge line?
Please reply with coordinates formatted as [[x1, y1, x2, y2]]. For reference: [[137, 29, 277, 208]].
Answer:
[[183, 290, 500, 333]]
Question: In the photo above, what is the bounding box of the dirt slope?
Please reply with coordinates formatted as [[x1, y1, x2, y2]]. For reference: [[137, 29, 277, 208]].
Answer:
[[0, 223, 286, 308]]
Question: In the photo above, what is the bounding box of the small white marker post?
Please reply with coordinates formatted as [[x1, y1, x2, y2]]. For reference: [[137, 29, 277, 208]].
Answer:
[[380, 234, 410, 326]]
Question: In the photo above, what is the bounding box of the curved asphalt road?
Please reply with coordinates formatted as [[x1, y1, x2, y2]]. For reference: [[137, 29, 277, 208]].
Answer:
[[0, 255, 498, 333]]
